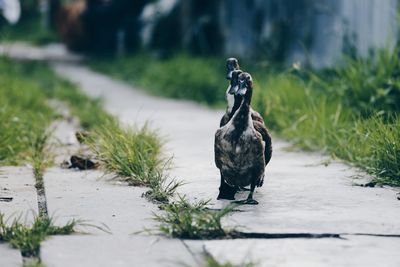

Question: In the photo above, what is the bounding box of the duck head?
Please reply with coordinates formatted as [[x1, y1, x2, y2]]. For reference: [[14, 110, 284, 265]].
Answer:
[[226, 58, 240, 80], [235, 72, 253, 97], [228, 69, 243, 95]]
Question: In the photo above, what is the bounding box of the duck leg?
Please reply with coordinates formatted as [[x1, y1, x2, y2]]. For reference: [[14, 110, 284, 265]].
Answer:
[[233, 180, 258, 205], [217, 172, 237, 200], [238, 186, 251, 191]]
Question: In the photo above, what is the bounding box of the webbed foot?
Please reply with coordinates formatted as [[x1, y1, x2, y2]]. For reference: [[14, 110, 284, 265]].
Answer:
[[232, 198, 259, 205], [217, 185, 237, 200], [217, 188, 236, 200]]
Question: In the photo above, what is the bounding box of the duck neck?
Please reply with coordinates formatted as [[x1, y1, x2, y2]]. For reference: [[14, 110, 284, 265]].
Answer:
[[227, 94, 242, 120], [226, 87, 235, 113], [232, 88, 252, 133]]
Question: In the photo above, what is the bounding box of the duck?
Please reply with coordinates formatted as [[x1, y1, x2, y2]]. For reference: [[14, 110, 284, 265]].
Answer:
[[215, 72, 271, 204], [218, 69, 272, 195], [220, 58, 264, 127]]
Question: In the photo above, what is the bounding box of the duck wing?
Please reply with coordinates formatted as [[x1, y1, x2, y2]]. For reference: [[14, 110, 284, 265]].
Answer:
[[253, 121, 272, 166], [214, 129, 224, 169], [251, 109, 265, 124]]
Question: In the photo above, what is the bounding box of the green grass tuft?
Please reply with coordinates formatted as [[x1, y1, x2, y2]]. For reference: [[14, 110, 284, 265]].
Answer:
[[200, 253, 257, 267], [23, 258, 46, 267], [87, 122, 183, 202], [91, 54, 226, 106], [0, 213, 77, 257], [87, 123, 164, 184], [154, 196, 235, 239]]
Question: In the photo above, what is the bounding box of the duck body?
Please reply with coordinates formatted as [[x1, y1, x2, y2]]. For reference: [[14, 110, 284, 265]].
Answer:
[[215, 115, 265, 188], [215, 72, 267, 204], [221, 72, 272, 167]]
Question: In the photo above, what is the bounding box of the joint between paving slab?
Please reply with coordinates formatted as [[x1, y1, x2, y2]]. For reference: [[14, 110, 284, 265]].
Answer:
[[35, 176, 49, 219], [181, 240, 204, 265]]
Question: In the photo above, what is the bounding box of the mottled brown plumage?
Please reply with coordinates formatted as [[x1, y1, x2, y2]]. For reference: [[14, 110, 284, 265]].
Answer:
[[215, 72, 271, 204]]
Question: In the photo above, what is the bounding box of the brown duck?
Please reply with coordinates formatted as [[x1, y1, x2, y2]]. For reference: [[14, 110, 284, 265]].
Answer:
[[215, 72, 272, 204]]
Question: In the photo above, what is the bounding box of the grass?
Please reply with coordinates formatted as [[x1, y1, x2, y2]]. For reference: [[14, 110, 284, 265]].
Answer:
[[0, 58, 114, 164], [153, 196, 235, 239], [1, 57, 178, 203], [252, 71, 400, 186], [91, 54, 226, 107], [0, 11, 59, 45], [91, 51, 400, 186], [86, 124, 182, 203], [0, 213, 77, 257], [0, 58, 55, 165], [23, 258, 45, 267], [87, 124, 163, 184], [199, 253, 257, 267]]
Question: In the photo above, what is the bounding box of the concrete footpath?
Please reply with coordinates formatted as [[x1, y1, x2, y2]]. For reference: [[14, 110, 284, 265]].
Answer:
[[0, 43, 399, 266], [49, 63, 400, 267]]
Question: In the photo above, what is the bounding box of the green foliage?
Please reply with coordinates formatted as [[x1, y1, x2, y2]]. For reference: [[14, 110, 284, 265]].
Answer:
[[6, 60, 115, 129], [154, 196, 235, 239], [23, 258, 46, 267], [0, 213, 77, 257], [316, 48, 400, 115], [144, 171, 184, 204], [0, 58, 54, 165], [0, 6, 59, 45], [253, 73, 400, 186], [91, 54, 226, 106], [87, 123, 165, 185], [0, 58, 115, 166], [86, 122, 183, 202], [200, 253, 257, 267]]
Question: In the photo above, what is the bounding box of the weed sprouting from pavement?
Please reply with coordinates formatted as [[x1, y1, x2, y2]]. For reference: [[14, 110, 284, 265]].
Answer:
[[23, 258, 46, 267], [153, 196, 236, 239], [199, 252, 257, 267], [0, 213, 78, 257], [87, 123, 183, 202], [29, 132, 53, 181], [87, 123, 164, 184], [144, 169, 184, 204]]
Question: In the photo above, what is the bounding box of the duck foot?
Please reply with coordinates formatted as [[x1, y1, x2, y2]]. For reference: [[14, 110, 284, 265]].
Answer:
[[217, 185, 237, 200], [232, 198, 259, 205]]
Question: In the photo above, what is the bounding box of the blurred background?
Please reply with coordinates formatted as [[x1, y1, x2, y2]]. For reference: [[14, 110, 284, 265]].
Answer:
[[0, 0, 398, 68]]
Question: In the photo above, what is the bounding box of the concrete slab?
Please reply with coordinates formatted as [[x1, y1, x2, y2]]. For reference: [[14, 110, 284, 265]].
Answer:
[[184, 236, 400, 267], [0, 243, 22, 267], [43, 167, 157, 234], [0, 166, 38, 222], [41, 235, 195, 267], [53, 64, 400, 236]]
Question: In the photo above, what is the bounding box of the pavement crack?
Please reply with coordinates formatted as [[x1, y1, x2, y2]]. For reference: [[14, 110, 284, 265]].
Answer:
[[224, 231, 400, 240], [229, 231, 342, 239], [341, 233, 400, 238], [35, 176, 49, 219], [180, 240, 204, 266]]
